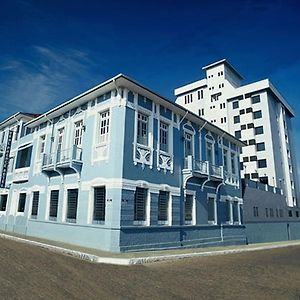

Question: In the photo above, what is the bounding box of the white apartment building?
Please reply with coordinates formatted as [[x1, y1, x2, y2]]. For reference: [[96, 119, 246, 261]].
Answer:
[[175, 59, 300, 207]]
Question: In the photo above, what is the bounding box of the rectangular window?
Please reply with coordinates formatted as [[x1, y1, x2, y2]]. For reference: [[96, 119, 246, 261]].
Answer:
[[241, 125, 246, 130], [137, 113, 149, 146], [223, 149, 228, 171], [31, 191, 39, 218], [49, 190, 59, 220], [232, 101, 239, 109], [207, 197, 216, 224], [251, 95, 261, 104], [231, 153, 236, 174], [158, 191, 169, 224], [240, 109, 245, 115], [16, 146, 32, 169], [74, 120, 83, 146], [233, 202, 239, 223], [0, 194, 8, 211], [66, 189, 78, 223], [93, 187, 106, 223], [246, 107, 253, 113], [265, 208, 269, 217], [253, 110, 262, 119], [159, 122, 169, 152], [233, 116, 240, 124], [247, 123, 254, 129], [226, 200, 231, 223], [254, 126, 264, 135], [206, 141, 214, 164], [256, 142, 265, 151], [18, 193, 26, 213], [198, 89, 204, 99], [249, 139, 256, 145], [39, 135, 46, 157], [134, 187, 148, 222], [243, 157, 249, 162], [185, 194, 194, 224], [235, 130, 241, 139], [14, 125, 20, 141], [270, 208, 274, 217], [99, 110, 110, 144], [184, 132, 193, 157], [251, 173, 259, 179], [258, 159, 267, 168]]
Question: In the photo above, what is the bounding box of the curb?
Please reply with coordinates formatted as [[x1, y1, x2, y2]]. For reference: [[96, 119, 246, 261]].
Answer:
[[1, 233, 300, 266]]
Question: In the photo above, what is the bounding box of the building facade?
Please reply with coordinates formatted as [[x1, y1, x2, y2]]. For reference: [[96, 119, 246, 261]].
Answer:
[[175, 59, 300, 207], [0, 74, 245, 252]]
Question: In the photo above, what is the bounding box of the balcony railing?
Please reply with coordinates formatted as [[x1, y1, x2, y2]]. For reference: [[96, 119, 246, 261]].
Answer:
[[42, 145, 82, 171], [183, 155, 223, 180]]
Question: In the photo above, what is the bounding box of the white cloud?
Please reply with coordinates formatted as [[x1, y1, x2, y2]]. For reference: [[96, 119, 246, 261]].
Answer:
[[0, 45, 97, 116]]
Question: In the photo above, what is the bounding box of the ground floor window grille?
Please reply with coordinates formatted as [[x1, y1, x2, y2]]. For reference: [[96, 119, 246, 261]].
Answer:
[[207, 197, 216, 224], [158, 191, 169, 224], [31, 191, 39, 218], [49, 190, 59, 220], [67, 189, 78, 223], [93, 187, 106, 223], [225, 200, 231, 223], [0, 194, 8, 211], [134, 187, 147, 223], [233, 202, 239, 223], [18, 193, 26, 213], [185, 194, 194, 225]]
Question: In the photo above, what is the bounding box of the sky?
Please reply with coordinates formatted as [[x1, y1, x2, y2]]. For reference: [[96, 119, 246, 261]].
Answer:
[[0, 1, 300, 136]]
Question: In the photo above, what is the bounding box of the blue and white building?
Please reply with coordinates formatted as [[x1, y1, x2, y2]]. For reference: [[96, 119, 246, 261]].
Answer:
[[0, 75, 245, 252], [175, 59, 300, 207]]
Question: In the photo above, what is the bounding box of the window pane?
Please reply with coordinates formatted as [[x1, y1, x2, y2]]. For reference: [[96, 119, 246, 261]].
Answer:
[[94, 187, 106, 222], [158, 191, 169, 222], [185, 194, 193, 222], [49, 190, 59, 219], [18, 193, 26, 212], [134, 187, 147, 221], [137, 113, 149, 146], [67, 189, 78, 222], [31, 191, 39, 217], [159, 122, 169, 152]]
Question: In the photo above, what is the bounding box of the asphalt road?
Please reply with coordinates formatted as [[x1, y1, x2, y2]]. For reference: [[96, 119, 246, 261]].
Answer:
[[0, 238, 300, 299]]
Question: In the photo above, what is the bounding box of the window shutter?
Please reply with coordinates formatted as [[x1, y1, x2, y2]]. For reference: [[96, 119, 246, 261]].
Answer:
[[134, 188, 147, 221], [94, 187, 106, 222], [49, 190, 59, 218], [18, 193, 26, 212], [185, 195, 193, 221], [158, 191, 168, 221], [31, 191, 39, 217], [67, 189, 78, 221]]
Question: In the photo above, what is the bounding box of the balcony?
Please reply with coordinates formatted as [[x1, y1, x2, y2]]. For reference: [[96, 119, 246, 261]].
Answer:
[[42, 145, 83, 175], [224, 171, 240, 187], [13, 167, 30, 182], [183, 155, 223, 186]]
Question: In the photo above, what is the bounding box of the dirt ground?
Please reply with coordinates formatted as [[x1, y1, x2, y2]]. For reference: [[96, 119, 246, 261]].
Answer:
[[0, 238, 300, 300]]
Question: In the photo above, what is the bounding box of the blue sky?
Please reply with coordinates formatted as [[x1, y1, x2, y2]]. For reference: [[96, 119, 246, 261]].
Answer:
[[1, 0, 300, 128]]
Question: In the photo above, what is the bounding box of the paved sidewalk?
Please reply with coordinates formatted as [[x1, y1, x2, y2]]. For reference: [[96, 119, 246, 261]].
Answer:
[[1, 231, 300, 265]]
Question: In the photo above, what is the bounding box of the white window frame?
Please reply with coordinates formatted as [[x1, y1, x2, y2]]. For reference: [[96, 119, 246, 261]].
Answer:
[[184, 190, 196, 225], [205, 134, 215, 165], [73, 120, 84, 147], [97, 110, 110, 145], [207, 193, 217, 225], [157, 190, 172, 226], [133, 187, 150, 226], [137, 112, 149, 146]]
